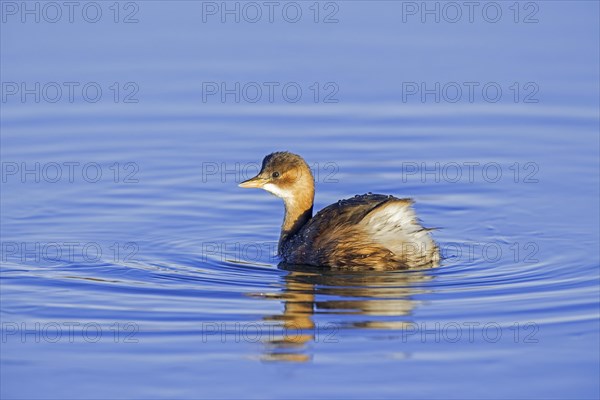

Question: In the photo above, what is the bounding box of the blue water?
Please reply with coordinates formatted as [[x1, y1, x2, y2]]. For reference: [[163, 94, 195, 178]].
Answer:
[[1, 1, 599, 399]]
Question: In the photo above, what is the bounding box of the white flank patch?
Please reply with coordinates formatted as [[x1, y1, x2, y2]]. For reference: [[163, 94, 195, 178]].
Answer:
[[363, 202, 434, 256]]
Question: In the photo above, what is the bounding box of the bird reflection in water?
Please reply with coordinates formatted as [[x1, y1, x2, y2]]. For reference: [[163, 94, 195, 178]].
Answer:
[[257, 264, 433, 362]]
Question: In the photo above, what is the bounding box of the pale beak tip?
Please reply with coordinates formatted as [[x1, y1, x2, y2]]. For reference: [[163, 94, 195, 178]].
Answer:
[[238, 174, 265, 189], [238, 179, 260, 189]]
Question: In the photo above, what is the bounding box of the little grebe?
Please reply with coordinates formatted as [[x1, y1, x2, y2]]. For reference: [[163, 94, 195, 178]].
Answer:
[[239, 152, 439, 270]]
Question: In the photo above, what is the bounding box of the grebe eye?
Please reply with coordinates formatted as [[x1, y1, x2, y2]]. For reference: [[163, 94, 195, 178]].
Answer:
[[272, 172, 280, 178]]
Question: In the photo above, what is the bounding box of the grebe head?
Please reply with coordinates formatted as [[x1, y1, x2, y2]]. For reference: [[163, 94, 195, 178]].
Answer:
[[238, 152, 314, 205], [239, 152, 315, 247]]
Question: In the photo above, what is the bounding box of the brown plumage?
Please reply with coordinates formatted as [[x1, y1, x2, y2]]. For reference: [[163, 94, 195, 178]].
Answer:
[[239, 152, 439, 270]]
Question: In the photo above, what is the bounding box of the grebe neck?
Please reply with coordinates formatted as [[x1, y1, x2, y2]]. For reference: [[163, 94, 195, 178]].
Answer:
[[278, 186, 314, 254]]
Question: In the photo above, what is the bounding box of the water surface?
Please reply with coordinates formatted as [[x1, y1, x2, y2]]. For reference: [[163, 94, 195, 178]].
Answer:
[[1, 1, 599, 399]]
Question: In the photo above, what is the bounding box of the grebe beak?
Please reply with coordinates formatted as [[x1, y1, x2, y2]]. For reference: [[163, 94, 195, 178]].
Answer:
[[239, 175, 266, 188]]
